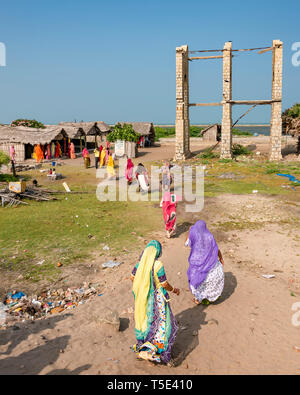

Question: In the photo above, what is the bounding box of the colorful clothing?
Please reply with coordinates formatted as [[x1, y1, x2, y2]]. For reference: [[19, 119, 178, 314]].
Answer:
[[187, 220, 224, 303], [35, 144, 44, 163], [126, 158, 134, 183], [107, 155, 115, 177], [190, 260, 224, 303], [100, 148, 106, 167], [9, 146, 16, 162], [162, 192, 176, 234], [70, 143, 76, 159], [55, 142, 62, 158], [132, 240, 178, 364]]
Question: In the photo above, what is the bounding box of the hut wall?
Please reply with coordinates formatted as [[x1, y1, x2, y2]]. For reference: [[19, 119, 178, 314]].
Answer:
[[0, 142, 25, 162], [202, 125, 218, 142]]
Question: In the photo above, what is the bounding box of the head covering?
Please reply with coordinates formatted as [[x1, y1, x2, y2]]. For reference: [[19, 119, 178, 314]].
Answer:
[[187, 220, 219, 289], [136, 163, 145, 174], [127, 158, 134, 169], [132, 240, 162, 335]]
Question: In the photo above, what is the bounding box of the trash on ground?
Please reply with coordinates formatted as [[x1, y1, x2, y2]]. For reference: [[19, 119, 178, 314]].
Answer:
[[102, 261, 122, 269], [262, 274, 275, 279], [103, 245, 110, 251], [0, 283, 102, 328], [62, 182, 71, 192]]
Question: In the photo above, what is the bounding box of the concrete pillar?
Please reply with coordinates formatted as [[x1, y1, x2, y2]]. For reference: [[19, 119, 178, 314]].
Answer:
[[221, 41, 233, 159], [175, 45, 190, 161], [269, 40, 283, 161]]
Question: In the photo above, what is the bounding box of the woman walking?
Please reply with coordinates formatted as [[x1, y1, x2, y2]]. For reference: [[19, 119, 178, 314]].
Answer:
[[131, 240, 179, 364], [126, 157, 134, 184], [185, 220, 225, 305], [162, 192, 177, 238]]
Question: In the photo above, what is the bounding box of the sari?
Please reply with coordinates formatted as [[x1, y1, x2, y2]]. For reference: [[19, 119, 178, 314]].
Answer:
[[126, 158, 134, 183], [187, 220, 224, 303], [100, 148, 106, 167], [51, 142, 56, 158], [47, 144, 51, 160], [55, 142, 62, 158], [132, 240, 178, 364], [162, 192, 176, 235], [107, 155, 115, 177], [35, 144, 44, 163], [10, 146, 16, 162], [70, 143, 76, 159]]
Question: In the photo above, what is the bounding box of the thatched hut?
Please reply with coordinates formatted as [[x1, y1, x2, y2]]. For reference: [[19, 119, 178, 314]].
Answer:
[[59, 121, 111, 148], [118, 122, 155, 146], [58, 125, 86, 153], [0, 125, 68, 162]]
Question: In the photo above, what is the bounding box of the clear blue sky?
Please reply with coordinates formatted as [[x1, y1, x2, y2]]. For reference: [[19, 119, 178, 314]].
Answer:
[[0, 0, 299, 125]]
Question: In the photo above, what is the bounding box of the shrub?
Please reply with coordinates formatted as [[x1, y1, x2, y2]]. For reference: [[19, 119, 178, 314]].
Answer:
[[199, 149, 219, 159], [10, 119, 45, 128], [232, 144, 251, 156], [107, 123, 140, 143], [0, 151, 10, 166]]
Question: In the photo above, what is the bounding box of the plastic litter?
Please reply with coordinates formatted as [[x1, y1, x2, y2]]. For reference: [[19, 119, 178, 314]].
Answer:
[[103, 245, 110, 251], [102, 261, 122, 268], [1, 283, 102, 328], [262, 274, 275, 279]]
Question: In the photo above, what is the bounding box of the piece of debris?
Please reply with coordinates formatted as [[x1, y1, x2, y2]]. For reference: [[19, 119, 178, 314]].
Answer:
[[102, 261, 122, 269], [103, 245, 110, 251], [62, 182, 71, 193], [262, 274, 275, 279]]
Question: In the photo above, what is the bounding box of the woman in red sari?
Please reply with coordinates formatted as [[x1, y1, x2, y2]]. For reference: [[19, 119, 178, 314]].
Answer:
[[55, 142, 62, 158], [126, 158, 134, 184], [162, 192, 177, 238]]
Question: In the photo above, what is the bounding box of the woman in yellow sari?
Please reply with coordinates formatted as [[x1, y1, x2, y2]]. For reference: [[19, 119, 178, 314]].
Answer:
[[106, 154, 115, 177], [131, 240, 180, 364], [100, 147, 106, 167]]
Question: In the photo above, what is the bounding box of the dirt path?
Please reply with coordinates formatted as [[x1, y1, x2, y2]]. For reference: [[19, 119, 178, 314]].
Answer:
[[0, 195, 299, 375]]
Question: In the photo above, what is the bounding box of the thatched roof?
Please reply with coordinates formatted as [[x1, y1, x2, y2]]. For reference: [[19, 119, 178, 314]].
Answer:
[[118, 122, 154, 136], [95, 121, 111, 133], [59, 126, 86, 139], [0, 125, 68, 145], [59, 121, 110, 135]]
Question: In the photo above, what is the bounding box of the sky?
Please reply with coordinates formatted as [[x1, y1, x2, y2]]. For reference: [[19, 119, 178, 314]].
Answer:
[[0, 0, 299, 125]]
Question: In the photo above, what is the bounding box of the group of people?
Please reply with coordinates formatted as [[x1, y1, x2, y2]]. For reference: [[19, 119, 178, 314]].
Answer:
[[82, 142, 115, 177], [131, 221, 225, 364], [127, 158, 225, 364], [31, 141, 76, 163]]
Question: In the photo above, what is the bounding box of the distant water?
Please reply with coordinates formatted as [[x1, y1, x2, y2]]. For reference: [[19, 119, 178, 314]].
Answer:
[[233, 125, 270, 136], [156, 124, 271, 136]]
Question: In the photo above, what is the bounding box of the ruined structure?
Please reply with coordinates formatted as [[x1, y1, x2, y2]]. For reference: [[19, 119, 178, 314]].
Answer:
[[175, 40, 283, 161]]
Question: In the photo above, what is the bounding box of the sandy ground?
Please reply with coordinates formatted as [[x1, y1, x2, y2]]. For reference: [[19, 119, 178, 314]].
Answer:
[[0, 193, 299, 375]]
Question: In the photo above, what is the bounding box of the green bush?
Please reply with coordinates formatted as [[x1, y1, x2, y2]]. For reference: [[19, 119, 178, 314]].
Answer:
[[10, 119, 45, 128], [232, 144, 251, 156], [283, 103, 300, 119], [199, 149, 219, 159], [0, 151, 10, 166], [107, 123, 140, 143]]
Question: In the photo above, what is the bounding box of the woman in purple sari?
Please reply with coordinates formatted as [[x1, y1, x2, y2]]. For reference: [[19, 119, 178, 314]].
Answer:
[[185, 220, 225, 305]]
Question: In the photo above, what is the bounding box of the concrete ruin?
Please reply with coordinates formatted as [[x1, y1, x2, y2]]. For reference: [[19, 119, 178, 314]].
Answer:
[[175, 40, 283, 161]]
